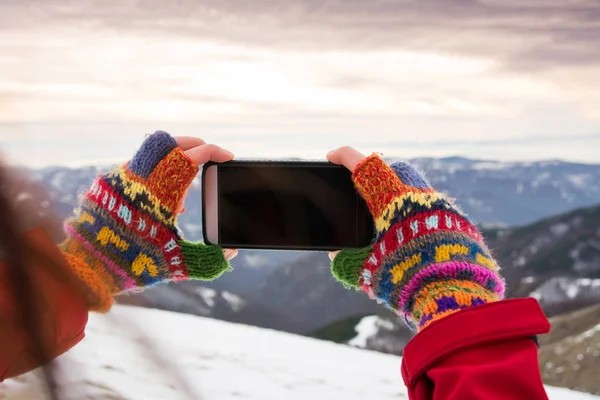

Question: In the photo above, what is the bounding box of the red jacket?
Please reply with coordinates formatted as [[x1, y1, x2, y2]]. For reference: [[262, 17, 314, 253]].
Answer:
[[0, 228, 551, 399], [402, 298, 551, 399]]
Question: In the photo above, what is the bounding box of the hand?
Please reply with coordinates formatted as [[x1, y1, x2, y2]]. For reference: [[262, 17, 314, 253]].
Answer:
[[174, 136, 238, 261], [324, 146, 505, 332], [60, 131, 239, 311]]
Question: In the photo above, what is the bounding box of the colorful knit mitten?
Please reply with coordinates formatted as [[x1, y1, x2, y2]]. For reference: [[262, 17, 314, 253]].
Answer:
[[331, 154, 506, 332], [60, 131, 230, 311]]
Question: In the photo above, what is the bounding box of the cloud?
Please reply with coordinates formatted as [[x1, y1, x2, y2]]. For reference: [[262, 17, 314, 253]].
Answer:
[[0, 0, 599, 165]]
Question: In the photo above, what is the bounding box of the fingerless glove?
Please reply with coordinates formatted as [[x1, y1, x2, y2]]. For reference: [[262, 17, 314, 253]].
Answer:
[[60, 132, 229, 311], [332, 154, 506, 332]]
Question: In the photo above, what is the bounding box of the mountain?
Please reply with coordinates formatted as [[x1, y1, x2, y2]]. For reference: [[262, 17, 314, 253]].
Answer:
[[539, 304, 600, 396], [204, 250, 305, 296], [249, 252, 383, 332], [484, 204, 600, 316], [32, 157, 600, 232], [115, 281, 304, 333], [407, 157, 600, 226], [311, 313, 413, 355], [0, 305, 596, 400]]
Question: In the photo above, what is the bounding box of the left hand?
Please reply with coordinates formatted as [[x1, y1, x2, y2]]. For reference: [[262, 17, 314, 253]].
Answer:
[[60, 131, 238, 311], [174, 136, 238, 261]]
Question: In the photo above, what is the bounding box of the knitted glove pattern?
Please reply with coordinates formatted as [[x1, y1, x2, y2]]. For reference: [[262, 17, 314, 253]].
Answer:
[[60, 131, 229, 311], [331, 154, 506, 332]]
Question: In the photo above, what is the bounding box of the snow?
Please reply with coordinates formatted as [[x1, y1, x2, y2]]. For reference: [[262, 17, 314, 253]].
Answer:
[[221, 291, 245, 312], [348, 315, 380, 348], [515, 255, 528, 267], [548, 387, 599, 400], [522, 276, 536, 284], [50, 172, 65, 190], [378, 318, 396, 331], [471, 161, 513, 171], [567, 174, 588, 188], [195, 287, 217, 307], [242, 253, 270, 268], [550, 223, 570, 237], [0, 306, 597, 400], [530, 277, 600, 304]]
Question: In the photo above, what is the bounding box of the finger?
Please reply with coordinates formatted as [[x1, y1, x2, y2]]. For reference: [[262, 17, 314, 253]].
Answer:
[[223, 248, 238, 261], [184, 144, 234, 165], [175, 136, 207, 151], [326, 147, 367, 172], [328, 250, 341, 261]]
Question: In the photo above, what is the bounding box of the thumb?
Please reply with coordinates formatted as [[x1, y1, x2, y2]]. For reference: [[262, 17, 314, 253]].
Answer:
[[179, 241, 233, 281], [330, 247, 372, 289]]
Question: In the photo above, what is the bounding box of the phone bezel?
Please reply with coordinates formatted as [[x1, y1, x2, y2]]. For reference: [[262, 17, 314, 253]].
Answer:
[[201, 160, 374, 251], [202, 163, 219, 245]]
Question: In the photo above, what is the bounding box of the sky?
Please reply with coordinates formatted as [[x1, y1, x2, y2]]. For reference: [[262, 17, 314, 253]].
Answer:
[[1, 0, 599, 167]]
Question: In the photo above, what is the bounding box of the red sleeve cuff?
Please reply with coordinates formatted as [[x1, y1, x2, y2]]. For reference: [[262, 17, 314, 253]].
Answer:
[[401, 298, 551, 388]]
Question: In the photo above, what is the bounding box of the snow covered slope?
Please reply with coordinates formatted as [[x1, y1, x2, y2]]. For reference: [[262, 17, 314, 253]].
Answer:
[[0, 306, 597, 400]]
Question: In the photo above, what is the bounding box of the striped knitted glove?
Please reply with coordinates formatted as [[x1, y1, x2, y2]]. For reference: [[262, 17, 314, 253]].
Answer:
[[59, 132, 230, 311], [331, 154, 506, 332]]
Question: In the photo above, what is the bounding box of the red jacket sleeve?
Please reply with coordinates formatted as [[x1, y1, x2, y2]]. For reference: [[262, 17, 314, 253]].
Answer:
[[401, 298, 551, 400], [0, 227, 90, 381]]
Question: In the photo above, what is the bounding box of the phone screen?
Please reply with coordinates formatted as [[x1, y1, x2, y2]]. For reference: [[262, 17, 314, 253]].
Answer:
[[208, 162, 374, 250]]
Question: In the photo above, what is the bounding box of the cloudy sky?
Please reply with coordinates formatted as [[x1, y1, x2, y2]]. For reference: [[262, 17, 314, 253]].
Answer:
[[1, 0, 599, 167]]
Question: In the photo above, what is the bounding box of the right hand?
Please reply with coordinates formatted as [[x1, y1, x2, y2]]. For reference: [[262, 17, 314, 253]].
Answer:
[[326, 146, 506, 332]]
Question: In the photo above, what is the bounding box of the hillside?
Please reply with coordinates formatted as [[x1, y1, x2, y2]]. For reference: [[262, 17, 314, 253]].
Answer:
[[539, 304, 600, 395], [0, 305, 596, 400], [311, 313, 412, 355], [250, 252, 383, 332], [116, 281, 304, 333], [484, 204, 600, 316]]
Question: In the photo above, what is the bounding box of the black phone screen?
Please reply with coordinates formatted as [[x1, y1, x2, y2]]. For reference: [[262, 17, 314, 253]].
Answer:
[[215, 161, 374, 250]]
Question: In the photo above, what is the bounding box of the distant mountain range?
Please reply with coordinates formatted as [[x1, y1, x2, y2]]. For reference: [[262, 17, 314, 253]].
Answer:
[[14, 157, 600, 339], [406, 157, 600, 226], [32, 156, 600, 228], [539, 304, 600, 395]]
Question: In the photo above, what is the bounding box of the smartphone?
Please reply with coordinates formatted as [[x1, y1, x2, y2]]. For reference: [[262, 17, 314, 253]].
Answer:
[[202, 160, 374, 251]]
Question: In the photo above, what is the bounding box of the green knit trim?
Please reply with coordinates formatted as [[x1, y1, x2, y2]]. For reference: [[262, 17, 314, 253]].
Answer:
[[178, 240, 231, 281], [330, 247, 372, 289]]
